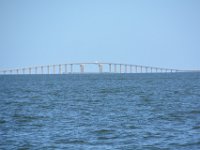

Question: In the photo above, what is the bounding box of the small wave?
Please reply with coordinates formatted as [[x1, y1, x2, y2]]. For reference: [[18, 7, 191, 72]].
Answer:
[[192, 125, 200, 130], [93, 129, 115, 135], [0, 119, 6, 124], [170, 141, 200, 147], [99, 88, 121, 94], [97, 136, 118, 140], [55, 139, 87, 145], [13, 114, 46, 123], [189, 110, 200, 115]]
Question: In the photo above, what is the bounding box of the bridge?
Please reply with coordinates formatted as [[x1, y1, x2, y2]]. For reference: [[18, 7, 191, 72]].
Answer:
[[0, 62, 195, 75]]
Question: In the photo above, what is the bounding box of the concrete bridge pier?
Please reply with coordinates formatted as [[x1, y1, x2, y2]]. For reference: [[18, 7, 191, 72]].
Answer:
[[47, 66, 49, 74], [109, 64, 111, 73], [80, 64, 84, 73], [145, 67, 148, 73], [16, 69, 19, 74], [29, 68, 31, 74], [98, 64, 103, 73], [108, 64, 111, 73], [53, 65, 56, 74], [35, 67, 37, 74], [120, 64, 122, 73], [130, 65, 132, 73], [125, 65, 127, 73], [22, 68, 25, 74], [114, 64, 117, 73], [59, 64, 62, 74], [65, 64, 67, 74], [70, 64, 73, 73], [41, 66, 43, 74]]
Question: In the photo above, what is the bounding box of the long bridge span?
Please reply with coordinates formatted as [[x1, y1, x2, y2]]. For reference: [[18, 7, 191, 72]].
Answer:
[[0, 62, 195, 75]]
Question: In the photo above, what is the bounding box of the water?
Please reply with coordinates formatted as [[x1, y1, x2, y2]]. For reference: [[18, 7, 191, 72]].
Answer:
[[0, 73, 200, 150]]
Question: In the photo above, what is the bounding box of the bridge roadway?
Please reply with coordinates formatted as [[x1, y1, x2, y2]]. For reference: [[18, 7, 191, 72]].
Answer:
[[0, 62, 185, 75]]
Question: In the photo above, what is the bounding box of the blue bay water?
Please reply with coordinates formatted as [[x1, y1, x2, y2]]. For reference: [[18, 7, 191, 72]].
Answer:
[[0, 73, 200, 149]]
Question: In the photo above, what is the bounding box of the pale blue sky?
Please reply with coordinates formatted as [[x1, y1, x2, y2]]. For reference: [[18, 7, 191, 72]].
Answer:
[[0, 0, 200, 70]]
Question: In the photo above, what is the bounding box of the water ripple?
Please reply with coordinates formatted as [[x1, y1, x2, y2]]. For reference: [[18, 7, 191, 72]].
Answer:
[[0, 73, 200, 149]]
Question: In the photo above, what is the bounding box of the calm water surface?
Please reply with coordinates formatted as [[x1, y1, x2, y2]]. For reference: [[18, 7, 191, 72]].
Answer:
[[0, 73, 200, 150]]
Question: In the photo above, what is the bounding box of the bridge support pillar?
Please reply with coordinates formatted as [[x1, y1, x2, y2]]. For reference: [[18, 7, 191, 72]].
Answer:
[[120, 64, 122, 73], [22, 68, 25, 74], [41, 66, 43, 74], [47, 66, 49, 74], [109, 64, 111, 73], [114, 64, 117, 73], [65, 64, 67, 74], [130, 65, 132, 73], [29, 68, 31, 74], [98, 64, 103, 73], [59, 64, 61, 74], [35, 67, 37, 74], [53, 65, 55, 74], [125, 65, 127, 73], [80, 64, 84, 73], [70, 64, 73, 73]]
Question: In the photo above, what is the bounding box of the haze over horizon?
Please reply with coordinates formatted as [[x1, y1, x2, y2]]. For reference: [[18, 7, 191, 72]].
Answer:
[[0, 0, 200, 70]]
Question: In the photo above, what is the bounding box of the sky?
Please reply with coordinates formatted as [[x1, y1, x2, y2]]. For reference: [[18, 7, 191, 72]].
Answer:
[[0, 0, 200, 70]]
